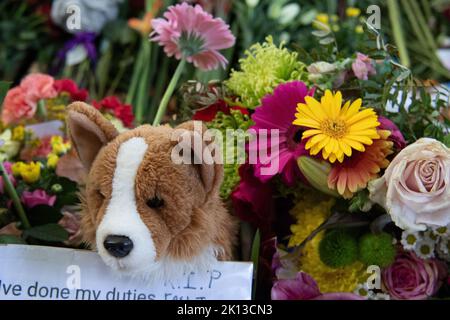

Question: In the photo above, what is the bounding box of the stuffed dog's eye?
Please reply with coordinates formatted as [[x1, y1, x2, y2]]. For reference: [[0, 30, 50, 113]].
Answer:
[[147, 196, 164, 209]]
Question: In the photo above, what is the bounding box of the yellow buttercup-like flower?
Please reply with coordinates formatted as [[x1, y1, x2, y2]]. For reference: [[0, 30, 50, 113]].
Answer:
[[12, 162, 25, 176], [51, 136, 71, 155], [12, 126, 25, 141], [47, 153, 59, 169], [19, 162, 41, 184], [293, 90, 380, 163], [346, 7, 361, 18]]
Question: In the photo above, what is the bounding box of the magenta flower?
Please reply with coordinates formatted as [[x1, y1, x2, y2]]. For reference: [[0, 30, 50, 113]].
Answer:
[[378, 116, 406, 150], [382, 251, 447, 300], [271, 272, 365, 300], [248, 81, 314, 186], [150, 3, 235, 70], [352, 52, 376, 80], [21, 189, 56, 209]]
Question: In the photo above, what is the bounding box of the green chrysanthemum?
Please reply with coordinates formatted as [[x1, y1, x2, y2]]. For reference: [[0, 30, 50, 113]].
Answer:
[[319, 229, 359, 268], [207, 109, 253, 198], [358, 232, 396, 268], [225, 36, 307, 109]]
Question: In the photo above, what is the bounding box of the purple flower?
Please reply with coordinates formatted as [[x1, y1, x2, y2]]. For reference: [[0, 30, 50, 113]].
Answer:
[[271, 272, 365, 300], [352, 52, 376, 80], [21, 189, 56, 208], [248, 81, 314, 186]]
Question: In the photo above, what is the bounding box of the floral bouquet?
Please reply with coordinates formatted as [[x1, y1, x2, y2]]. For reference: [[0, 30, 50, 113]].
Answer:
[[0, 73, 134, 247], [178, 16, 450, 299]]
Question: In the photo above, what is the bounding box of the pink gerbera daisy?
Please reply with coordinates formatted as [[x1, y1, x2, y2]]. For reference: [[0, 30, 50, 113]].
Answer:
[[150, 3, 235, 71], [248, 81, 314, 186]]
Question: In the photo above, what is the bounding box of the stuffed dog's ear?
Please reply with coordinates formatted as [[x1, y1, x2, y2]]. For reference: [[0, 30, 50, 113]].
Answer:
[[174, 121, 223, 197], [67, 102, 119, 171]]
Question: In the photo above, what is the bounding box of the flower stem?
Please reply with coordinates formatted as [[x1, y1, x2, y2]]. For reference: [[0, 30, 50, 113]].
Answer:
[[152, 59, 186, 126], [37, 99, 47, 121], [0, 162, 31, 230], [135, 40, 152, 124]]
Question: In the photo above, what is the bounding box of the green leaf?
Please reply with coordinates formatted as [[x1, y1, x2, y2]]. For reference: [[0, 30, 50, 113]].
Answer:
[[23, 223, 68, 242], [443, 134, 450, 148], [319, 37, 335, 45], [0, 81, 12, 105], [27, 205, 63, 226], [311, 30, 330, 38], [0, 234, 26, 244]]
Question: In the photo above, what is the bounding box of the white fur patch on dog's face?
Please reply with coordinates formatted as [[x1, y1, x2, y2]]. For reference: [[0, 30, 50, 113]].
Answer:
[[96, 137, 157, 274]]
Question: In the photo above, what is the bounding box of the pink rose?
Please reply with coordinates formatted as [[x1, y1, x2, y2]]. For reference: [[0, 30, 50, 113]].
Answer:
[[369, 138, 450, 231], [21, 189, 56, 208], [20, 73, 57, 104], [271, 272, 364, 300], [383, 251, 447, 300], [352, 52, 376, 80], [1, 87, 36, 125]]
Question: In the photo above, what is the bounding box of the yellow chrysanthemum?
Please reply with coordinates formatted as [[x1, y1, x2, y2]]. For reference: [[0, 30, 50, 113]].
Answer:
[[289, 198, 367, 293], [47, 153, 59, 169], [12, 126, 25, 141], [293, 90, 380, 163], [14, 161, 41, 184], [51, 136, 71, 155]]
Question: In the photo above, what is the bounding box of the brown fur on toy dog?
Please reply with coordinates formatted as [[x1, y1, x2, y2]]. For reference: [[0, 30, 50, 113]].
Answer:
[[67, 102, 237, 279]]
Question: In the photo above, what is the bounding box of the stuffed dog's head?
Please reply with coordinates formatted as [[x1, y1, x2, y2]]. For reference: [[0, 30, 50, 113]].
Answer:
[[67, 102, 235, 279]]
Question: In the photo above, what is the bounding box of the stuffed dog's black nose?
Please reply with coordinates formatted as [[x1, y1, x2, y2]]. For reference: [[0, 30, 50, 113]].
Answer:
[[103, 235, 133, 258]]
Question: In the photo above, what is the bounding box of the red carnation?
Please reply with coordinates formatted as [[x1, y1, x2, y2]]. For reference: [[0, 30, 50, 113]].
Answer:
[[93, 96, 135, 128], [192, 99, 249, 122], [54, 79, 88, 101]]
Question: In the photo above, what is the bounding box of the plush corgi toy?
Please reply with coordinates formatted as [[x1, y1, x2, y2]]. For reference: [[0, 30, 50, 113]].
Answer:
[[66, 102, 237, 279]]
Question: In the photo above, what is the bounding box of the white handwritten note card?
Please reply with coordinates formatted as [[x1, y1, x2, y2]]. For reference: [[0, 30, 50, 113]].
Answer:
[[0, 244, 253, 300]]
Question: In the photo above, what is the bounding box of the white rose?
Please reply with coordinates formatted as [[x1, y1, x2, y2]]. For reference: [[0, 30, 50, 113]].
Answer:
[[369, 138, 450, 231]]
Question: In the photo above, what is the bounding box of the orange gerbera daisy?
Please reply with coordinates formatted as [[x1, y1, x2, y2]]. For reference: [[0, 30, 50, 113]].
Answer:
[[327, 130, 394, 199]]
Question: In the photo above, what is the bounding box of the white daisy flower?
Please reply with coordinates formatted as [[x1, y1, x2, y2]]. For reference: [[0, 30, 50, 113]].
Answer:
[[401, 230, 420, 251], [437, 238, 450, 262], [370, 293, 391, 300], [354, 283, 373, 299], [432, 225, 450, 238], [414, 238, 435, 259], [424, 230, 439, 242]]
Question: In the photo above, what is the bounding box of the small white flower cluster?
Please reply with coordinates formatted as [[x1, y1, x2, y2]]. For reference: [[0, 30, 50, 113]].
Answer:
[[400, 225, 450, 261], [354, 283, 391, 300]]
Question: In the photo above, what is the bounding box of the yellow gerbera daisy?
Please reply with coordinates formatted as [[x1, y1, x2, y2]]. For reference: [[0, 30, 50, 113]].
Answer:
[[293, 90, 380, 163]]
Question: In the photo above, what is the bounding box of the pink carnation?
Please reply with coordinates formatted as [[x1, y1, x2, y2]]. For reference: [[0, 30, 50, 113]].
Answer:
[[20, 73, 57, 103], [21, 189, 57, 209], [382, 251, 447, 300], [150, 3, 235, 70], [1, 87, 35, 125], [1, 73, 57, 125]]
